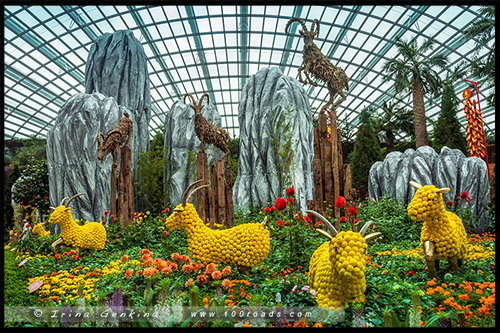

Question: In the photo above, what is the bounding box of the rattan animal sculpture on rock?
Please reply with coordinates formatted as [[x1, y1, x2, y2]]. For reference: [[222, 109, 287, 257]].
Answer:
[[305, 210, 380, 309], [97, 112, 133, 166], [48, 193, 107, 254], [285, 17, 349, 114], [407, 181, 467, 279], [184, 93, 231, 162], [164, 180, 270, 275]]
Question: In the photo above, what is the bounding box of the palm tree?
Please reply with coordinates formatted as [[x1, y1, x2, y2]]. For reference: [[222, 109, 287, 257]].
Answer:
[[382, 36, 448, 148], [372, 100, 415, 153], [463, 6, 495, 106]]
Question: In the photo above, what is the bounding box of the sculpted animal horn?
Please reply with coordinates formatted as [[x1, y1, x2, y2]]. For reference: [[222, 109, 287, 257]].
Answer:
[[311, 19, 320, 36], [186, 184, 210, 204], [359, 220, 374, 237], [184, 93, 196, 106], [181, 180, 205, 206], [97, 132, 104, 146], [409, 181, 422, 189], [304, 210, 338, 237], [285, 17, 308, 35], [60, 198, 69, 206], [199, 93, 210, 106], [65, 193, 86, 207]]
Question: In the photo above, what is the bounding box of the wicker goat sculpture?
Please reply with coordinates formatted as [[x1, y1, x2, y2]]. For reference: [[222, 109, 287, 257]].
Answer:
[[184, 93, 231, 162], [97, 112, 133, 166], [285, 17, 349, 114], [407, 181, 467, 279]]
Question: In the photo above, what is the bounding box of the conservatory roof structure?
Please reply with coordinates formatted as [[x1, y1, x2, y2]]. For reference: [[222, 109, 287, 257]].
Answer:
[[3, 5, 496, 140]]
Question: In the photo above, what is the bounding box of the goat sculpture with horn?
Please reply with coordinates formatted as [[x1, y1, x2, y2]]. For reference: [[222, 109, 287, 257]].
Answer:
[[164, 180, 270, 275], [48, 193, 107, 254], [304, 210, 381, 308], [184, 93, 231, 162], [285, 17, 349, 114], [407, 181, 467, 279]]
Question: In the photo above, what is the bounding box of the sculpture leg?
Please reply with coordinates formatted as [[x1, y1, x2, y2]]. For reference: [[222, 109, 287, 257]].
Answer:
[[332, 89, 347, 108], [448, 257, 459, 272], [423, 241, 437, 279], [320, 87, 335, 114], [51, 237, 64, 253], [297, 66, 307, 85]]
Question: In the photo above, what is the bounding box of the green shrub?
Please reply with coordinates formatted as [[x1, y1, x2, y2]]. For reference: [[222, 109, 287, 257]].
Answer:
[[357, 195, 421, 243]]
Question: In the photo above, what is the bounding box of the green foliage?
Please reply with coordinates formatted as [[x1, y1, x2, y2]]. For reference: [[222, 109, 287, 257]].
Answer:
[[135, 130, 165, 215], [432, 75, 468, 155], [11, 159, 49, 213], [227, 137, 240, 180], [351, 107, 382, 196], [357, 195, 422, 243], [5, 137, 47, 166], [269, 105, 296, 193], [488, 165, 495, 233]]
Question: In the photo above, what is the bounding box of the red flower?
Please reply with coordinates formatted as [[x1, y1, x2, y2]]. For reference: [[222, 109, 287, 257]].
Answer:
[[264, 207, 271, 213], [446, 201, 453, 207], [277, 220, 284, 227], [347, 206, 357, 217], [104, 210, 109, 215], [163, 230, 168, 237], [455, 196, 461, 201], [365, 194, 369, 199], [286, 188, 295, 197], [335, 196, 346, 209], [284, 221, 290, 226], [461, 191, 468, 199], [287, 197, 294, 205], [407, 270, 415, 277], [356, 190, 360, 196], [43, 195, 48, 201], [110, 214, 115, 219], [354, 218, 361, 224], [339, 217, 346, 223], [303, 215, 312, 222], [466, 196, 471, 203], [274, 197, 287, 211], [490, 264, 495, 271], [162, 218, 166, 222], [54, 254, 61, 260], [25, 224, 31, 228]]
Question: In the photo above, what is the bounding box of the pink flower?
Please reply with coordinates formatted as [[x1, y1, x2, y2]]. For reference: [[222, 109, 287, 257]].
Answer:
[[335, 196, 346, 209], [286, 187, 295, 197], [163, 230, 168, 237], [274, 197, 287, 211]]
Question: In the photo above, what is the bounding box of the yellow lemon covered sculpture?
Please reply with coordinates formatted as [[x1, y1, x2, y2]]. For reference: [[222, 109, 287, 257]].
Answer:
[[165, 180, 270, 275], [48, 193, 106, 254], [305, 210, 380, 309], [407, 181, 467, 278]]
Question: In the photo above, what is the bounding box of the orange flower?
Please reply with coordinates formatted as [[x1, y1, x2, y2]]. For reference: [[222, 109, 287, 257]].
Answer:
[[185, 278, 194, 288], [205, 263, 217, 275], [161, 266, 172, 276], [222, 266, 232, 276], [458, 294, 471, 301], [121, 255, 129, 262], [140, 248, 152, 255], [197, 274, 208, 285], [211, 271, 222, 280], [427, 279, 437, 287], [182, 264, 194, 274], [143, 267, 159, 277], [221, 279, 232, 290], [125, 269, 133, 279]]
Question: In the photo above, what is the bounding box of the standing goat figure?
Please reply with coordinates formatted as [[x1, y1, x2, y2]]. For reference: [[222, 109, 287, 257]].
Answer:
[[184, 93, 231, 162], [285, 17, 349, 114], [97, 112, 133, 166]]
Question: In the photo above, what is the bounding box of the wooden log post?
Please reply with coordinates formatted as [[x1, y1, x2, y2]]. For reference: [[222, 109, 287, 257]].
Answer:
[[216, 160, 226, 226], [225, 166, 235, 227], [330, 107, 341, 218], [209, 163, 217, 227], [117, 146, 133, 228], [343, 164, 352, 201], [110, 155, 118, 218], [196, 151, 209, 222]]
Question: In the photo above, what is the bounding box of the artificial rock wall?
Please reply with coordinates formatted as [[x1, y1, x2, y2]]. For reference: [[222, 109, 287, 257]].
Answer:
[[163, 100, 223, 207], [368, 146, 491, 231], [233, 67, 314, 211], [47, 30, 151, 222]]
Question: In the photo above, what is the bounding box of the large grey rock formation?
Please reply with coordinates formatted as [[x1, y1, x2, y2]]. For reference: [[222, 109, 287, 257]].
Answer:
[[233, 67, 314, 211], [47, 30, 151, 221], [368, 146, 491, 231], [163, 100, 223, 207], [85, 29, 152, 204], [47, 93, 127, 223]]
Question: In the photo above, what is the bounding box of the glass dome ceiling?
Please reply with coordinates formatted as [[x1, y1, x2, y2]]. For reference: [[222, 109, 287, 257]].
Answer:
[[3, 5, 496, 141]]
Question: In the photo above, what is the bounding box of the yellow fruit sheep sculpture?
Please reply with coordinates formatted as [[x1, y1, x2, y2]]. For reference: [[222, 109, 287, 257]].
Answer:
[[305, 210, 381, 309], [48, 193, 107, 254], [164, 180, 270, 275], [407, 181, 467, 279]]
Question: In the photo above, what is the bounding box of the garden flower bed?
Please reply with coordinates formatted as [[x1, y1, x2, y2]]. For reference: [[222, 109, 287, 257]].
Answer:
[[4, 195, 495, 328]]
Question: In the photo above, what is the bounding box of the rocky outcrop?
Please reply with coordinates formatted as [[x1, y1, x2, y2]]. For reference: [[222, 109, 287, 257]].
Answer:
[[163, 100, 223, 207], [47, 93, 127, 223], [85, 29, 152, 204], [232, 67, 314, 211], [47, 30, 151, 222], [368, 146, 491, 231]]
